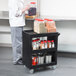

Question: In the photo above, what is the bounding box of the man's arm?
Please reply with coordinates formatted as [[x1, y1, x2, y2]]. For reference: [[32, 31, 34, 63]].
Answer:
[[15, 0, 30, 17]]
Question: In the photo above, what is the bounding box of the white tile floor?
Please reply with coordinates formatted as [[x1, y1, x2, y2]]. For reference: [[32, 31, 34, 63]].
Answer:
[[0, 47, 76, 76]]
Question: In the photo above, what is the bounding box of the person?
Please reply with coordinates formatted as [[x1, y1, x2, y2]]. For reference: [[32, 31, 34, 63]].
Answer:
[[8, 0, 30, 65]]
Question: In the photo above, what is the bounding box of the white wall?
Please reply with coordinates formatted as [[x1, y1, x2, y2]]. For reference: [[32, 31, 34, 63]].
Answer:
[[0, 0, 8, 11], [56, 21, 76, 52], [40, 0, 76, 19], [0, 0, 38, 11]]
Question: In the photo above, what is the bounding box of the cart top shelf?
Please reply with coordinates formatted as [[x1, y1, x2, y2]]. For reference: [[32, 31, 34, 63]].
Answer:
[[23, 30, 60, 37]]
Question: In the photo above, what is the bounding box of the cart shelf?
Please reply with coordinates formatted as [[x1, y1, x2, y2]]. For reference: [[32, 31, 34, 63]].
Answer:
[[32, 48, 57, 54], [32, 62, 56, 69], [23, 30, 60, 37], [22, 30, 60, 72]]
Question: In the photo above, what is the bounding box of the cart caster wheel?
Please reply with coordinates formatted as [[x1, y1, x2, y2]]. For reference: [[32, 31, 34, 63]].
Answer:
[[29, 69, 34, 74], [24, 65, 26, 68], [51, 65, 56, 70]]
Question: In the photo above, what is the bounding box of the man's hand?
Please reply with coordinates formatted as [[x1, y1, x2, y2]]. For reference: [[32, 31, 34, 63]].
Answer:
[[22, 5, 30, 13]]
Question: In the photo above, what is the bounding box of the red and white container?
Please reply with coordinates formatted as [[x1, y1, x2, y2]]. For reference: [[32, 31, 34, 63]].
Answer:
[[28, 2, 36, 16], [32, 40, 37, 50], [44, 40, 47, 49], [46, 19, 56, 33], [40, 40, 45, 49], [34, 19, 47, 33], [51, 40, 55, 48], [36, 38, 40, 50], [32, 57, 37, 66], [46, 19, 56, 28], [48, 40, 52, 48], [34, 19, 39, 33]]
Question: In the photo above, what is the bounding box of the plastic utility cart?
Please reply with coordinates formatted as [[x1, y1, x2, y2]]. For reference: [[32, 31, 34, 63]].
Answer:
[[22, 30, 60, 73]]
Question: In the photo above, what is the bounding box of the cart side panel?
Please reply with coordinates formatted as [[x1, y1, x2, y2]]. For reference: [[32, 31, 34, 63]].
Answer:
[[22, 31, 32, 69], [48, 34, 59, 65]]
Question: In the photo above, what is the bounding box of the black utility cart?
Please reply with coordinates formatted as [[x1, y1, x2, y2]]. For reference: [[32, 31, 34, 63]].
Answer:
[[22, 30, 60, 73]]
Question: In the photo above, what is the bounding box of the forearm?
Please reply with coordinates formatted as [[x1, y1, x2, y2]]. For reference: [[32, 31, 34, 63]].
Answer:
[[22, 5, 30, 14], [15, 5, 30, 17]]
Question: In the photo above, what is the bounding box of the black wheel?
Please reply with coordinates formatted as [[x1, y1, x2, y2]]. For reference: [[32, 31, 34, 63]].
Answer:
[[24, 65, 26, 68], [51, 65, 56, 70], [29, 69, 34, 74]]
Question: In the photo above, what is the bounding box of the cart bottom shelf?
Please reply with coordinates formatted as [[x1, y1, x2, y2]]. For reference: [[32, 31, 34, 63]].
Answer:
[[24, 62, 56, 69], [24, 62, 57, 73], [32, 62, 56, 68]]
